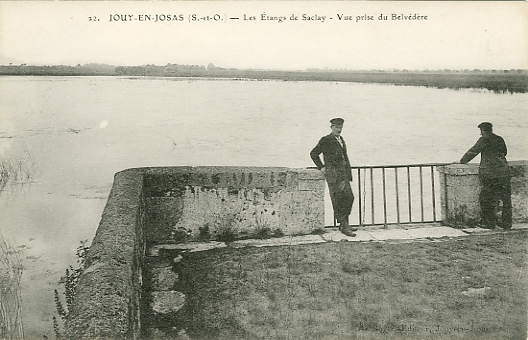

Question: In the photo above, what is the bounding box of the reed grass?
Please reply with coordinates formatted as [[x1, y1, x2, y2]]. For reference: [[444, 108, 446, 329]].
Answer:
[[0, 148, 34, 338], [0, 147, 36, 192], [0, 228, 24, 339]]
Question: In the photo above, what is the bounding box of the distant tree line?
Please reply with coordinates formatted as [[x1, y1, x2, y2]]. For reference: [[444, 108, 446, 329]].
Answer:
[[306, 68, 527, 74], [0, 64, 116, 76], [0, 63, 526, 93], [0, 63, 234, 77], [1, 63, 526, 77]]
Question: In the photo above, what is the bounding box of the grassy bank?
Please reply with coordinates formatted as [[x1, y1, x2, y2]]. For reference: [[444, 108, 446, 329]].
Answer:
[[211, 70, 528, 94], [178, 231, 527, 340], [0, 229, 24, 339]]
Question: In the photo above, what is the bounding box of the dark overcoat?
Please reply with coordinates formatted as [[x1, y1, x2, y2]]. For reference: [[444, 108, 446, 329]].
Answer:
[[460, 133, 511, 178], [310, 134, 353, 183]]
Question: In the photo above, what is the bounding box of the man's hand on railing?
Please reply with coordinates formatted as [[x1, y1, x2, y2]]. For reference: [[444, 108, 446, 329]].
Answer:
[[320, 167, 326, 175]]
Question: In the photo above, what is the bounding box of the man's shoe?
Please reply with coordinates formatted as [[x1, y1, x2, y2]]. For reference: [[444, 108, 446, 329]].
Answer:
[[499, 220, 512, 230], [479, 224, 495, 230], [339, 225, 356, 237], [339, 222, 358, 232]]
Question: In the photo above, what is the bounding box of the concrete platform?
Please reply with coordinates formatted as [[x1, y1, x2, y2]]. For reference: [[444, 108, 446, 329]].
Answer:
[[403, 226, 468, 239], [512, 224, 528, 230], [231, 234, 326, 248], [461, 227, 495, 234], [368, 229, 416, 241], [149, 241, 227, 256], [321, 229, 376, 242], [148, 224, 528, 256]]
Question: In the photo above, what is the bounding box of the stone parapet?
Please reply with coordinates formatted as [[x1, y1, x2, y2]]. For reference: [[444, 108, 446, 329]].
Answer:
[[438, 160, 528, 226], [64, 163, 527, 338], [65, 168, 145, 339], [142, 166, 325, 243], [65, 166, 325, 338]]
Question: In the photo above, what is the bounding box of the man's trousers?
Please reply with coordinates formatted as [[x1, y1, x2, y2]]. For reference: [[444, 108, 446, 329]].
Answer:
[[479, 176, 512, 228], [328, 180, 354, 225]]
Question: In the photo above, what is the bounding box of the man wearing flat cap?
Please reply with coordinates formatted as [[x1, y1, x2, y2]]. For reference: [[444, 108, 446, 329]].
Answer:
[[456, 122, 512, 229], [310, 118, 357, 237]]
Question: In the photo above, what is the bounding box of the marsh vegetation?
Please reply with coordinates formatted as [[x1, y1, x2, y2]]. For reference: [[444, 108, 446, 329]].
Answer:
[[0, 229, 24, 339], [0, 147, 36, 192], [0, 148, 35, 338]]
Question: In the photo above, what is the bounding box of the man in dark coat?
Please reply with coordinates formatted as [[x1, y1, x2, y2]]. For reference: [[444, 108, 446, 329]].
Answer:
[[310, 118, 356, 237], [457, 122, 512, 229]]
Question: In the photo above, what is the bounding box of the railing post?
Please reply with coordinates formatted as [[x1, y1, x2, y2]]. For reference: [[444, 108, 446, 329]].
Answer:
[[419, 166, 424, 222], [370, 168, 375, 225], [431, 165, 437, 221], [395, 168, 400, 224], [357, 168, 362, 226], [382, 167, 387, 225], [407, 166, 412, 222]]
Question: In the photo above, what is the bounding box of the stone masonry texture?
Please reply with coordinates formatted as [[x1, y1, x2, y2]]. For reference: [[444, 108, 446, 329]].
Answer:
[[66, 166, 325, 339], [67, 164, 528, 338], [143, 167, 325, 242], [438, 160, 528, 226]]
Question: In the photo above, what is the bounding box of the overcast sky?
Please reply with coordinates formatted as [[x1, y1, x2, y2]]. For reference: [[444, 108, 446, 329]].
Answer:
[[1, 1, 526, 70]]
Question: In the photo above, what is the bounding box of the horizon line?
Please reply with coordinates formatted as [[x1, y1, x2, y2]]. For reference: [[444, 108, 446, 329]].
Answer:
[[1, 63, 527, 73]]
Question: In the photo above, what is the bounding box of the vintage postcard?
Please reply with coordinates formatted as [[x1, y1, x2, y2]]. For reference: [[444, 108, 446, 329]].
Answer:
[[0, 1, 527, 339]]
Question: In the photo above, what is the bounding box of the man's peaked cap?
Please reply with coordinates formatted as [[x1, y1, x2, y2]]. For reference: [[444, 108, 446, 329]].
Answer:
[[330, 118, 344, 125], [478, 122, 493, 131]]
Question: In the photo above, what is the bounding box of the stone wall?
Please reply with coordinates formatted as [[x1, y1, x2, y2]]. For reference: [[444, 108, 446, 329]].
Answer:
[[65, 166, 325, 338], [65, 168, 145, 339], [438, 160, 528, 227], [63, 163, 528, 337], [142, 167, 325, 244]]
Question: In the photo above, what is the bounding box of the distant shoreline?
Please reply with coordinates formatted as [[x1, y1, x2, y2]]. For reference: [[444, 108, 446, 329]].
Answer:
[[1, 65, 526, 93]]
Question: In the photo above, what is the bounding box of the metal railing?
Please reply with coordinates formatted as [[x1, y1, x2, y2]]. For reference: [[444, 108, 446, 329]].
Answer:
[[327, 163, 448, 226]]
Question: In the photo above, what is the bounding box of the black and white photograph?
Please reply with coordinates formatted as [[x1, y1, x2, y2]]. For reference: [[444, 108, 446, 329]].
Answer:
[[0, 1, 527, 339]]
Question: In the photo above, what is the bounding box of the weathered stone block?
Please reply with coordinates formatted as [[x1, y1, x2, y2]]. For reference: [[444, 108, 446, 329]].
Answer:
[[438, 161, 528, 226], [298, 179, 326, 192], [171, 186, 281, 239], [142, 167, 325, 240], [511, 163, 528, 223], [297, 169, 324, 180], [149, 266, 178, 291], [151, 291, 186, 314], [149, 242, 227, 256], [438, 166, 482, 226], [146, 197, 184, 243], [280, 190, 324, 235]]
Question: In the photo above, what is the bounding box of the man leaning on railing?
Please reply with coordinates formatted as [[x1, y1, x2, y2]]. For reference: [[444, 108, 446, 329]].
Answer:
[[454, 122, 512, 230]]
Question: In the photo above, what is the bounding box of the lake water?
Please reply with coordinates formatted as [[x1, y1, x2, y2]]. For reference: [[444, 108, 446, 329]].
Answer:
[[0, 76, 526, 338]]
